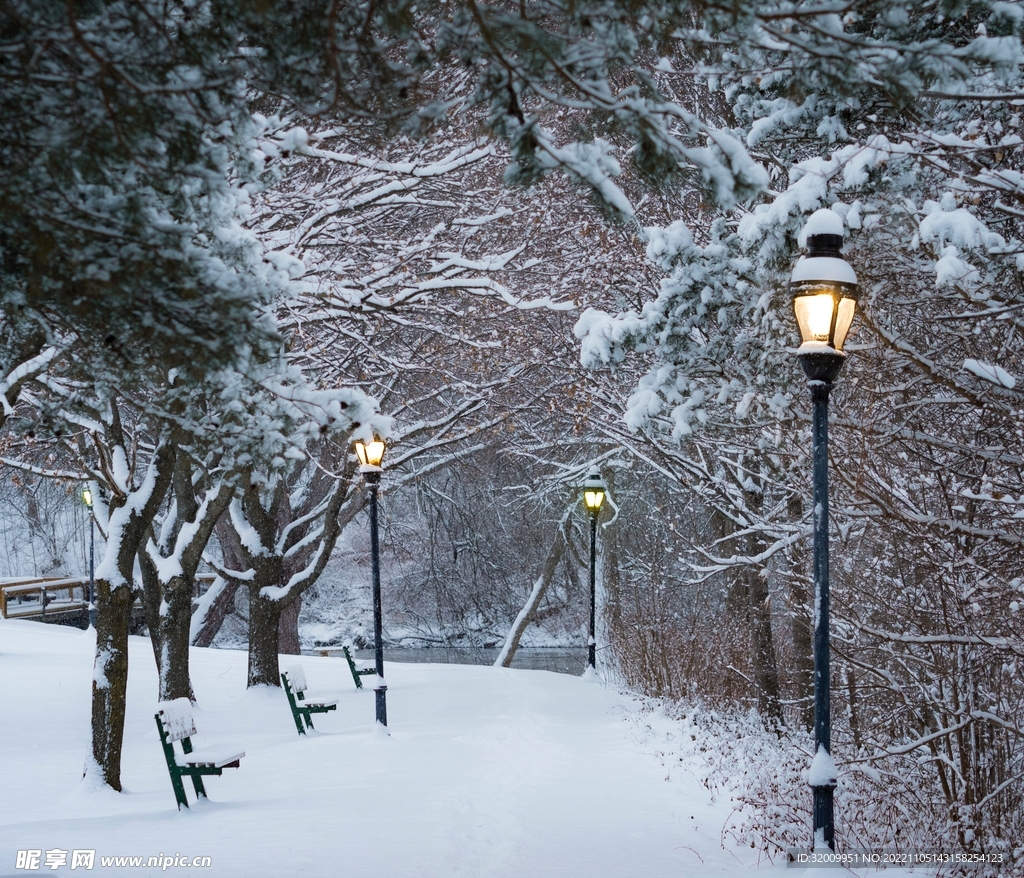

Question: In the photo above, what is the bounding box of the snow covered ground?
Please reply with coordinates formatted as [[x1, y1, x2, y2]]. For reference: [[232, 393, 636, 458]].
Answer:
[[0, 618, 877, 878]]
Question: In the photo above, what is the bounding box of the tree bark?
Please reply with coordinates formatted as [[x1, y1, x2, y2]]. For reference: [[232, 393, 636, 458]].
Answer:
[[190, 577, 242, 648], [744, 562, 783, 728], [247, 556, 285, 687], [154, 575, 198, 702], [496, 529, 566, 668], [140, 462, 234, 701], [138, 541, 164, 659], [138, 549, 194, 701], [89, 577, 133, 790], [88, 437, 175, 790], [278, 592, 302, 655], [191, 515, 249, 648], [788, 493, 815, 730]]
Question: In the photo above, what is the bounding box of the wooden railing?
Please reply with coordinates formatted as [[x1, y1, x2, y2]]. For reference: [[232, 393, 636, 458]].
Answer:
[[0, 576, 89, 619], [0, 573, 219, 620]]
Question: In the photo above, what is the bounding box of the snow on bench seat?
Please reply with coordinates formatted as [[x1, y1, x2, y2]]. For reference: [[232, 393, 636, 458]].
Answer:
[[176, 745, 245, 769], [298, 695, 338, 708]]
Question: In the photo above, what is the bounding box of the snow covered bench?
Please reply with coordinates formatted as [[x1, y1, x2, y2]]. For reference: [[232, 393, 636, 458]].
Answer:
[[155, 698, 244, 810], [281, 665, 338, 735], [314, 645, 376, 689]]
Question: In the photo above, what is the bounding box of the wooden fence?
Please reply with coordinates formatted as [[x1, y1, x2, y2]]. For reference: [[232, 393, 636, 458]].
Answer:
[[0, 573, 219, 620]]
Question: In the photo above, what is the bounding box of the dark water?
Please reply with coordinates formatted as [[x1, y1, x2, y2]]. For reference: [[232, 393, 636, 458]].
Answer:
[[346, 647, 588, 676]]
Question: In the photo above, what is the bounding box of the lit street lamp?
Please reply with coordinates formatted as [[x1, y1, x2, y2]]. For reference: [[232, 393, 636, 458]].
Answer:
[[790, 209, 858, 851], [355, 437, 388, 727], [582, 470, 607, 672], [83, 488, 96, 630]]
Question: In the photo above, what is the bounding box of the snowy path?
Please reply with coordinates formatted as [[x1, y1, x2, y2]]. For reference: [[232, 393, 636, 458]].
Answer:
[[0, 619, 788, 877]]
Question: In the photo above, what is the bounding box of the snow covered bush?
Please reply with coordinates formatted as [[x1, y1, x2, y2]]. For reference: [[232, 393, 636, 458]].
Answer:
[[635, 695, 1024, 876]]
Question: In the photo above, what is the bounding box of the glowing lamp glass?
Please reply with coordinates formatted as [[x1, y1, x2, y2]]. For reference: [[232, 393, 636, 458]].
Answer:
[[82, 488, 93, 508], [583, 489, 605, 513], [355, 439, 386, 468], [794, 292, 836, 344], [582, 470, 607, 515], [833, 297, 856, 351], [793, 290, 857, 351]]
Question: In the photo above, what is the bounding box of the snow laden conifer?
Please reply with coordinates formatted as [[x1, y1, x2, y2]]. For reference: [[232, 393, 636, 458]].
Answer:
[[0, 0, 291, 398]]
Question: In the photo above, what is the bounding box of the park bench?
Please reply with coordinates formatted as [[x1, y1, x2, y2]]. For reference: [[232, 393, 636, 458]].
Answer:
[[313, 645, 377, 689], [281, 665, 338, 735], [155, 698, 244, 810]]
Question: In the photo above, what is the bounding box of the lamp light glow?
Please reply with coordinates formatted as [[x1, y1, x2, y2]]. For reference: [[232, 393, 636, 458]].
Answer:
[[582, 471, 607, 515], [355, 438, 386, 469]]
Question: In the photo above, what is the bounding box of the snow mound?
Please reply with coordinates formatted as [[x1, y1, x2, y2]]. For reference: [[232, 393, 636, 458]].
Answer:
[[798, 208, 845, 246], [807, 745, 838, 787]]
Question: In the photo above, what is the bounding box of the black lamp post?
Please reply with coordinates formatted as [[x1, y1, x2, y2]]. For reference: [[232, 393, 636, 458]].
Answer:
[[582, 470, 607, 671], [83, 488, 96, 630], [790, 210, 858, 851], [355, 437, 388, 727]]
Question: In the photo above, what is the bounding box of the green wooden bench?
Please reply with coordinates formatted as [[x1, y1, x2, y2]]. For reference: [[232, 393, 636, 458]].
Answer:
[[281, 665, 338, 735], [155, 699, 244, 810], [314, 645, 377, 689]]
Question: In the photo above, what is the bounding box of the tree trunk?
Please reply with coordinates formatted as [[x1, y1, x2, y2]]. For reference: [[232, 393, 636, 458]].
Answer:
[[89, 578, 133, 790], [140, 468, 233, 701], [788, 493, 815, 730], [190, 577, 241, 648], [278, 592, 302, 655], [138, 545, 165, 672], [247, 557, 285, 687], [496, 530, 566, 668], [745, 563, 783, 728], [87, 437, 175, 790], [155, 575, 197, 702], [193, 516, 249, 648], [742, 490, 782, 729], [138, 547, 195, 701]]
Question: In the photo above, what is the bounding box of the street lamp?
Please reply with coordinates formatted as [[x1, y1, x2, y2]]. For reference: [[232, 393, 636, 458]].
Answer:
[[790, 209, 858, 851], [82, 488, 96, 630], [582, 470, 607, 672], [355, 437, 388, 727]]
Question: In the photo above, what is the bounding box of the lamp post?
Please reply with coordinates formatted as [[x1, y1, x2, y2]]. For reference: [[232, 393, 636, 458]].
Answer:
[[355, 437, 388, 727], [82, 488, 96, 630], [790, 209, 858, 851], [582, 470, 607, 671]]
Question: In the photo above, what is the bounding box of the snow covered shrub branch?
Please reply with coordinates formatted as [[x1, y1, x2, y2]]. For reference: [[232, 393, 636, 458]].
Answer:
[[633, 694, 1022, 875]]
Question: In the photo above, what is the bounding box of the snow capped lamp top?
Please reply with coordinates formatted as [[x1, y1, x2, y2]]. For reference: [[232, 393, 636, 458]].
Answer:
[[582, 470, 607, 515], [354, 437, 386, 471], [791, 209, 859, 355]]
